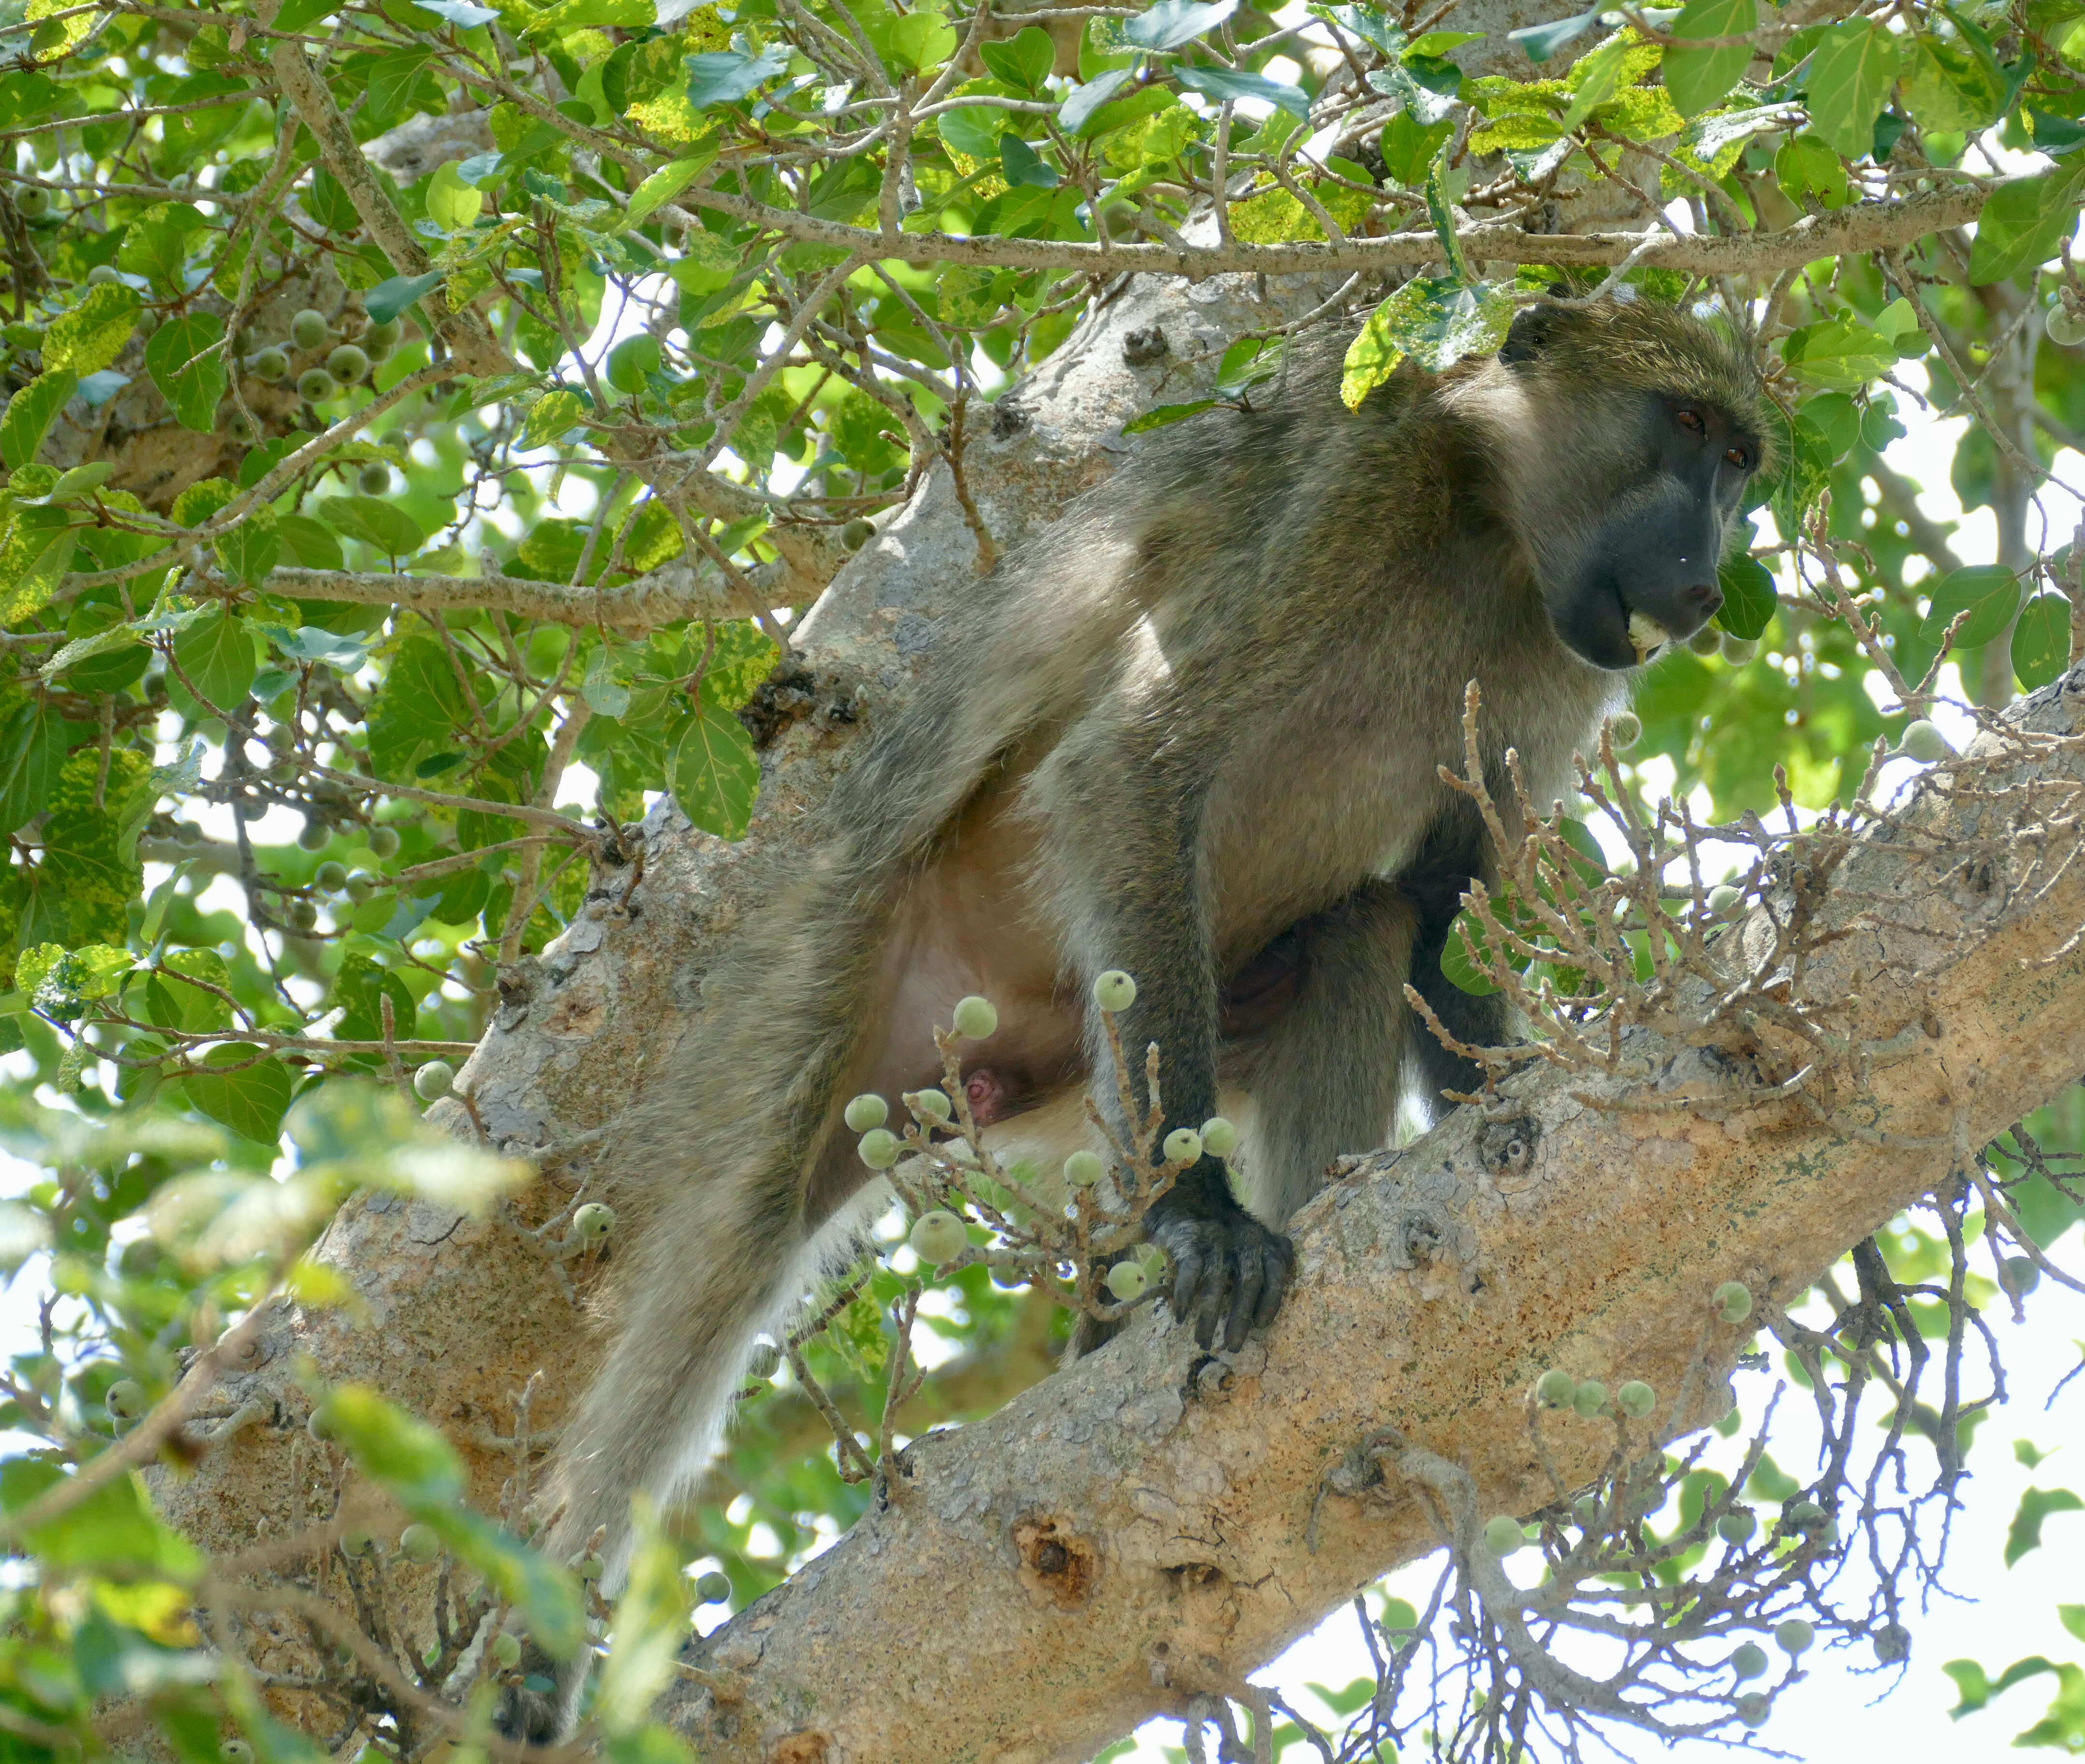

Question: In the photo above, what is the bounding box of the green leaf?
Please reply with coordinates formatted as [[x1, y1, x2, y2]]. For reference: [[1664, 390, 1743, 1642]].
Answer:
[[1340, 278, 1513, 410], [49, 461, 115, 501], [144, 312, 227, 433], [1124, 0, 1237, 50], [0, 369, 78, 470], [2003, 1485, 2082, 1567], [323, 1383, 466, 1505], [180, 1045, 295, 1145], [331, 952, 420, 1042], [31, 750, 149, 947], [172, 609, 262, 711], [1796, 391, 1860, 460], [523, 389, 590, 449], [2014, 1662, 2085, 1751], [1660, 0, 1755, 118], [1944, 1658, 1997, 1717], [304, 165, 360, 233], [1902, 19, 2006, 133], [262, 623, 373, 668], [1420, 161, 1470, 281], [980, 25, 1055, 90], [592, 1499, 691, 1734], [365, 271, 446, 326], [1920, 564, 2021, 649], [887, 10, 957, 69], [1175, 63, 1312, 118], [1804, 19, 1900, 158], [1559, 33, 1630, 130], [2013, 594, 2073, 689], [667, 701, 760, 839], [0, 698, 71, 834], [277, 513, 346, 570], [1507, 8, 1599, 61], [1059, 68, 1132, 132], [44, 284, 141, 376], [1441, 912, 1501, 995], [148, 949, 234, 1033], [367, 46, 437, 120], [1000, 133, 1060, 189], [367, 633, 471, 781], [2, 1461, 202, 1578], [115, 202, 207, 290], [1123, 398, 1218, 434], [686, 44, 791, 108], [1379, 107, 1454, 183], [0, 503, 82, 622], [171, 476, 237, 530], [693, 618, 779, 712], [604, 1730, 699, 1764], [20, 942, 135, 1016], [422, 1505, 587, 1659], [1780, 316, 1894, 389], [1774, 131, 1849, 206], [215, 504, 279, 589], [1968, 162, 2085, 285], [323, 495, 426, 560], [1717, 553, 1777, 640], [624, 153, 717, 228]]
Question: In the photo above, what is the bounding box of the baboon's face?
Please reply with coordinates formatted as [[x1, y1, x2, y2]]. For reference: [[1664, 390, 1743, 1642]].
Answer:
[[1537, 391, 1763, 673]]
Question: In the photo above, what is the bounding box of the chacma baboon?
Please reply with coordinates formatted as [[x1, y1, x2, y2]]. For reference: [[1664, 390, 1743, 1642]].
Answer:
[[502, 295, 1768, 1736]]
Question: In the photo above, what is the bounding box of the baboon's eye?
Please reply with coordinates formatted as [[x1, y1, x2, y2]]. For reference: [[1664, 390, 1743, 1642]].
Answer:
[[1677, 409, 1706, 436], [1725, 445, 1751, 470]]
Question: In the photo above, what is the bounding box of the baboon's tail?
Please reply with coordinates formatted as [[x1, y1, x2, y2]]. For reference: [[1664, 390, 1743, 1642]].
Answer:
[[543, 839, 907, 1578]]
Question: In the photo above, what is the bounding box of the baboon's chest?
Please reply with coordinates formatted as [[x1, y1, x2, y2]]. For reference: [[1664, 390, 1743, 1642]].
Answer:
[[1202, 632, 1615, 956]]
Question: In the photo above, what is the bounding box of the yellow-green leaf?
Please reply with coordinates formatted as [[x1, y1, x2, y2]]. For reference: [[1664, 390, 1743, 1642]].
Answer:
[[667, 701, 760, 838], [523, 388, 589, 449], [44, 283, 141, 376], [426, 160, 485, 231]]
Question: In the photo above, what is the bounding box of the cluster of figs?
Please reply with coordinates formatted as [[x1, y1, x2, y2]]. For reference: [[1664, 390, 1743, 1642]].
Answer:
[[240, 305, 408, 408]]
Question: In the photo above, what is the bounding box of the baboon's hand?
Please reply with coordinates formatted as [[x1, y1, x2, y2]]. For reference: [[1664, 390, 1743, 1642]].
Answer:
[[1147, 1184, 1294, 1352]]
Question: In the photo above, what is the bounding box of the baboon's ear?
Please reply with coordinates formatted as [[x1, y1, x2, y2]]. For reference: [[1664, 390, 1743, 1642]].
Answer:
[[1498, 286, 1572, 365]]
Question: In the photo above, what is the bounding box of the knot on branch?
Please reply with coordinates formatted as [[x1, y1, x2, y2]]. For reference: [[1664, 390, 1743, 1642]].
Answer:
[[1012, 1514, 1101, 1610]]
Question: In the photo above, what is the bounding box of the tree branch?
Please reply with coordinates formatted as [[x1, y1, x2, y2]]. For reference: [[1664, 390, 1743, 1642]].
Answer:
[[663, 176, 1993, 280], [256, 0, 513, 377], [269, 556, 825, 632]]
